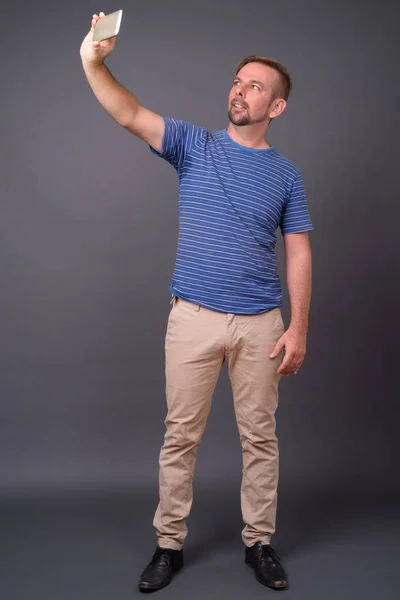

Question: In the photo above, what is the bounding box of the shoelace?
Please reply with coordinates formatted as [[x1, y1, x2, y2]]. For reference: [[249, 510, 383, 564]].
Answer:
[[259, 545, 281, 565], [150, 547, 172, 568]]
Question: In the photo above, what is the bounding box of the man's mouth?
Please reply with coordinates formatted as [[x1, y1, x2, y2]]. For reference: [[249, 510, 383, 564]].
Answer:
[[232, 101, 247, 110]]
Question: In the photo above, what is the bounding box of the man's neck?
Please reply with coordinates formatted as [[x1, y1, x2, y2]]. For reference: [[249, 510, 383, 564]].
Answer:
[[226, 123, 270, 149]]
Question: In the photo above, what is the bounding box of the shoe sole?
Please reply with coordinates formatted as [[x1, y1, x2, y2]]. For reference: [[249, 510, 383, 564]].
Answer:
[[138, 581, 169, 593], [245, 559, 288, 590]]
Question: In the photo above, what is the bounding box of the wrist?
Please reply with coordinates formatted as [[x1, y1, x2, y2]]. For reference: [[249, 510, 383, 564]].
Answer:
[[81, 56, 104, 70], [288, 322, 308, 337]]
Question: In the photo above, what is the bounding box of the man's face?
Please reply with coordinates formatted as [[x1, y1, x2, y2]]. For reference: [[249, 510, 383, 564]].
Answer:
[[228, 62, 279, 126]]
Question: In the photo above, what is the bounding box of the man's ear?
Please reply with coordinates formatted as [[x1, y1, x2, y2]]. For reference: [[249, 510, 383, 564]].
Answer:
[[269, 98, 287, 119]]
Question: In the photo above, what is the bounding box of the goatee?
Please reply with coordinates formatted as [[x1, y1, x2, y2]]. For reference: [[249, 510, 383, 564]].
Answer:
[[228, 110, 252, 126]]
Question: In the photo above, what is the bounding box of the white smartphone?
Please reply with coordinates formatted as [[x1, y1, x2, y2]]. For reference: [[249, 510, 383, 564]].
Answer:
[[93, 9, 123, 42]]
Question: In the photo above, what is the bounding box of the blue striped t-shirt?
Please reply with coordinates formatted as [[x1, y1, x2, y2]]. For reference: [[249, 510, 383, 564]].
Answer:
[[150, 117, 313, 314]]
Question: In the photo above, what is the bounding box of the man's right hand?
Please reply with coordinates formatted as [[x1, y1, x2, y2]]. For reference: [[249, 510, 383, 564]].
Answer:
[[80, 12, 117, 67], [79, 12, 164, 153]]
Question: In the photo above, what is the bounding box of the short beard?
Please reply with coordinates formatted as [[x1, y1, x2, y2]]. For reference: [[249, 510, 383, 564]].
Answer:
[[228, 108, 252, 126], [228, 105, 271, 127]]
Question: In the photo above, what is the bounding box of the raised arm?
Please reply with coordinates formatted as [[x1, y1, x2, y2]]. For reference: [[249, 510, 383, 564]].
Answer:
[[80, 12, 164, 153]]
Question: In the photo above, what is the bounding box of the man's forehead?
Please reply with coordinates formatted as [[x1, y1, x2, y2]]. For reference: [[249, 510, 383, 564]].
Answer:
[[236, 62, 277, 87]]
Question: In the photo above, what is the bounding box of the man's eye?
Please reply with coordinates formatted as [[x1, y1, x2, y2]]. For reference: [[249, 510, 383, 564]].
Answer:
[[233, 81, 240, 86], [252, 84, 260, 90]]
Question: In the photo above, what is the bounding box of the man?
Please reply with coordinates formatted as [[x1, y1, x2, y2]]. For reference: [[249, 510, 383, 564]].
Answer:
[[80, 12, 313, 593]]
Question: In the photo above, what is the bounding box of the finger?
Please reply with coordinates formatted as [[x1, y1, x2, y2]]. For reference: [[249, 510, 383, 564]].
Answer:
[[279, 368, 295, 377], [289, 365, 301, 375], [91, 14, 100, 31], [278, 367, 290, 376], [290, 359, 303, 375], [99, 11, 105, 17], [270, 341, 284, 359], [277, 359, 290, 376], [278, 355, 295, 376], [291, 358, 303, 373], [100, 36, 117, 45]]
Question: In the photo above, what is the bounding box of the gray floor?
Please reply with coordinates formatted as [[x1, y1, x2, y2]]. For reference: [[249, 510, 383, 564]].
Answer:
[[1, 483, 398, 600]]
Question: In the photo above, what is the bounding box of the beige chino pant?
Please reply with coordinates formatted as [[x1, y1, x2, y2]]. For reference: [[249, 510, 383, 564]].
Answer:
[[153, 295, 285, 550]]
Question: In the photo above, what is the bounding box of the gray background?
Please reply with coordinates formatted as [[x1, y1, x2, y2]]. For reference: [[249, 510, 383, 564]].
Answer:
[[1, 0, 399, 598]]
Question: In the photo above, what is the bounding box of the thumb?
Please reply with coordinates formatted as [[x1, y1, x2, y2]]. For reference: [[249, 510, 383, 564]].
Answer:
[[92, 40, 101, 52], [270, 339, 284, 359]]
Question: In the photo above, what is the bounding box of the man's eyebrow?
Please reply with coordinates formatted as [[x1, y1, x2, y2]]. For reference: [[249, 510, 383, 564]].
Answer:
[[249, 79, 265, 88], [233, 76, 265, 88]]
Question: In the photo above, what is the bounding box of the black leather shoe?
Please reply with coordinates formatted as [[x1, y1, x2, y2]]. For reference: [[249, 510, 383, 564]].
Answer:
[[138, 546, 184, 592], [245, 542, 288, 590]]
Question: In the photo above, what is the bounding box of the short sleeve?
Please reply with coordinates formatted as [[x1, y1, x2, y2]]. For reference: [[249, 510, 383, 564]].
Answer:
[[149, 117, 205, 172], [280, 170, 314, 234]]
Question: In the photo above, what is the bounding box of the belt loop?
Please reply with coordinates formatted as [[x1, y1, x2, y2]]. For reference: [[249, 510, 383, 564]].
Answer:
[[170, 294, 177, 307]]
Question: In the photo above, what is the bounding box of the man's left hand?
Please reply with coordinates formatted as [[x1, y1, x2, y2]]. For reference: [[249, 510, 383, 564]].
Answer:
[[270, 327, 307, 376]]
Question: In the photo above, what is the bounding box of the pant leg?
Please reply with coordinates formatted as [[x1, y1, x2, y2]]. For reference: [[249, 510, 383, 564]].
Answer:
[[225, 307, 285, 547], [154, 297, 225, 550]]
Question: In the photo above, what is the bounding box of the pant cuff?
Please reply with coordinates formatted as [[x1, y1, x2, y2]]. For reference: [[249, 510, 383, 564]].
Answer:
[[157, 538, 183, 551], [244, 534, 272, 547]]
